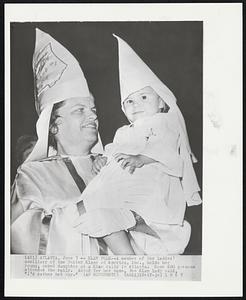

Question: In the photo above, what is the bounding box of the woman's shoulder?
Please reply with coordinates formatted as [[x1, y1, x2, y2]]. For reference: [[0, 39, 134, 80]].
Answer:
[[17, 156, 65, 175]]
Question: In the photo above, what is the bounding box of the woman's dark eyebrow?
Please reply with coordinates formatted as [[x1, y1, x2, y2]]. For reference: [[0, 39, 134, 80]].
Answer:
[[70, 104, 86, 108], [70, 104, 97, 111]]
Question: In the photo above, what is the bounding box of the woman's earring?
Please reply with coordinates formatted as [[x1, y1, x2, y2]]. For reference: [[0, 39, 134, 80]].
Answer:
[[50, 125, 58, 135]]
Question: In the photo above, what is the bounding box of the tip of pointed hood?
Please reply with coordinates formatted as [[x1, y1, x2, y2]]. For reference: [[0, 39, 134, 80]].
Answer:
[[112, 34, 131, 50], [35, 28, 47, 39], [35, 28, 42, 34], [113, 34, 124, 42]]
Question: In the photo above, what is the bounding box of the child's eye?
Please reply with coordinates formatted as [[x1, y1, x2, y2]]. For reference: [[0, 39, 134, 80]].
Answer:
[[126, 99, 133, 105]]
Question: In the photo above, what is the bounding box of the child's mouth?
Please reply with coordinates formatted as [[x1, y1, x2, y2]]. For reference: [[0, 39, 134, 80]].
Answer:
[[132, 111, 144, 115]]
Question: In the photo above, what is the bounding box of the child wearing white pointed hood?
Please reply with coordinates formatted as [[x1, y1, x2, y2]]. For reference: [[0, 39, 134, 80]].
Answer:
[[76, 35, 202, 255]]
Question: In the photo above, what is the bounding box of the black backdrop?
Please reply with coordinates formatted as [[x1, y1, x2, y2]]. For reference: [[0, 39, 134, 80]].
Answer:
[[10, 21, 202, 254]]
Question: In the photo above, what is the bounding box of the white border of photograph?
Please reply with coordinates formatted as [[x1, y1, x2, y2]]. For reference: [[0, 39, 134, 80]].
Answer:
[[5, 3, 242, 297]]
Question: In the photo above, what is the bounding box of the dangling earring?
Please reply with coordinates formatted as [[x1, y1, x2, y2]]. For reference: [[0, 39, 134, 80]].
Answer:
[[50, 124, 58, 135]]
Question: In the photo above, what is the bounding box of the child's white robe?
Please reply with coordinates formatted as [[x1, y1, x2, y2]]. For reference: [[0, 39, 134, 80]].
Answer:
[[82, 113, 201, 245]]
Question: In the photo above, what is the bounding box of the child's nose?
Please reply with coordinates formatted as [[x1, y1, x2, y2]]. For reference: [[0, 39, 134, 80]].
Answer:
[[133, 99, 141, 106]]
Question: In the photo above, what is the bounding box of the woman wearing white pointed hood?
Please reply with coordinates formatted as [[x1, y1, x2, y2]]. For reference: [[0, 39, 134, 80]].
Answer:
[[10, 29, 105, 255], [75, 35, 202, 255]]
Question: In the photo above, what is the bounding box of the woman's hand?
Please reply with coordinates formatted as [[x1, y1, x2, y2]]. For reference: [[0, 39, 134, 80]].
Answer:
[[92, 155, 107, 175], [114, 153, 156, 174]]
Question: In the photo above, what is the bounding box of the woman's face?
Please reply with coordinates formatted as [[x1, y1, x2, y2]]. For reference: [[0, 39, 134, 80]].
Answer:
[[54, 96, 98, 152], [123, 86, 164, 122]]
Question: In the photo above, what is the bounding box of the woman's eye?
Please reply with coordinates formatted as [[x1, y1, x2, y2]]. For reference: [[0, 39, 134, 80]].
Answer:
[[73, 108, 84, 114], [142, 95, 147, 100], [126, 100, 133, 105]]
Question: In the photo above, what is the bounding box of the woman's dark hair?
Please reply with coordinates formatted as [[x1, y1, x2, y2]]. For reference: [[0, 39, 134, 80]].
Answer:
[[15, 134, 37, 165], [48, 100, 66, 150], [159, 98, 170, 113], [160, 104, 170, 113]]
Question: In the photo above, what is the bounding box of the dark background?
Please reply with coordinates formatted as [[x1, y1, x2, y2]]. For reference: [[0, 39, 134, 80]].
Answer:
[[10, 21, 202, 254]]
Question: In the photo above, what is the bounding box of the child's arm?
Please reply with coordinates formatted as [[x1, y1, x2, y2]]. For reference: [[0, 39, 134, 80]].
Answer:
[[141, 140, 183, 177], [137, 114, 183, 177], [114, 153, 156, 174], [113, 115, 183, 175]]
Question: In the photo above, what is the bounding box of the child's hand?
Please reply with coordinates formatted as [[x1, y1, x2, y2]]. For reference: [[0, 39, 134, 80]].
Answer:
[[92, 155, 108, 175], [114, 153, 155, 174]]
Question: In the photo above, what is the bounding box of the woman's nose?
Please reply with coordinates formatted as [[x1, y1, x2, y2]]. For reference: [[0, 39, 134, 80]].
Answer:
[[87, 109, 97, 120]]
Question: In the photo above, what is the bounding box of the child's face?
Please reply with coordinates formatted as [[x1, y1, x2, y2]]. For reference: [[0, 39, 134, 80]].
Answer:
[[123, 86, 164, 122]]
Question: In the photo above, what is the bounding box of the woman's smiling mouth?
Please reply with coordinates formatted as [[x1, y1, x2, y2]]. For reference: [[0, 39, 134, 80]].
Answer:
[[81, 122, 97, 129]]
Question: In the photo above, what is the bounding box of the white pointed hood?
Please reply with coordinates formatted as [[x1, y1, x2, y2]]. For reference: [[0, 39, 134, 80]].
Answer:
[[113, 33, 197, 161], [25, 28, 103, 162], [113, 34, 177, 110], [113, 34, 201, 206]]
